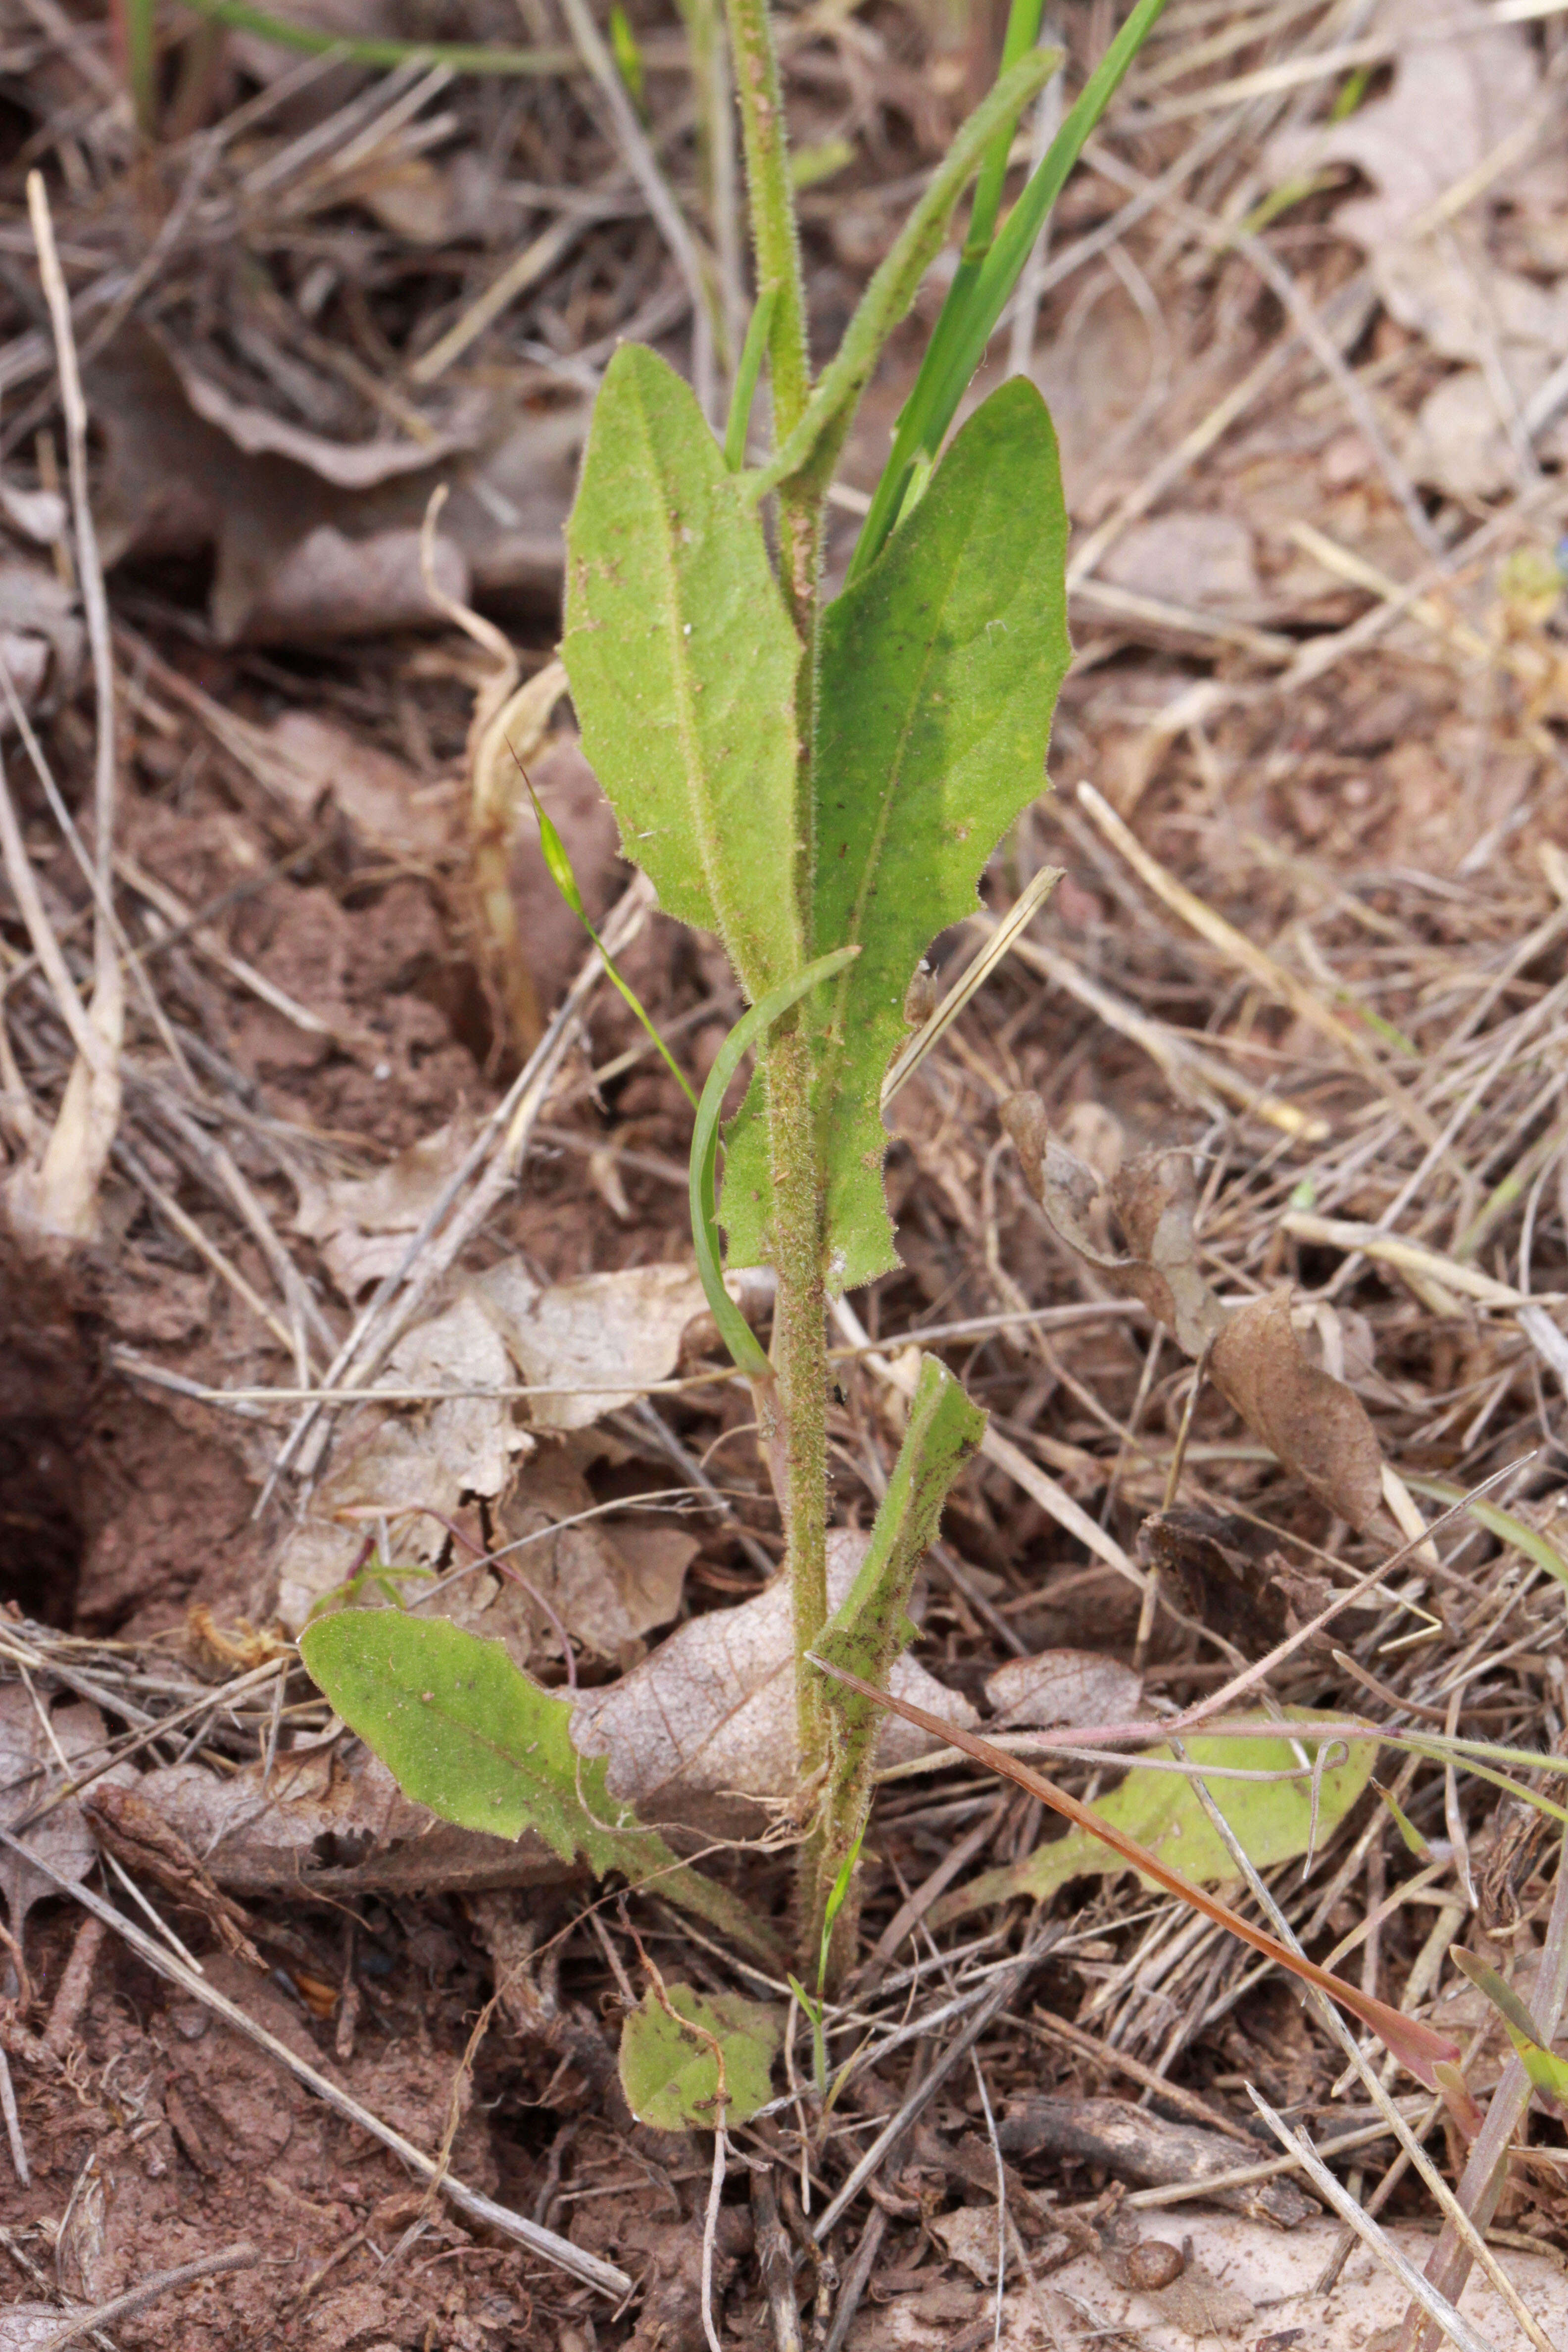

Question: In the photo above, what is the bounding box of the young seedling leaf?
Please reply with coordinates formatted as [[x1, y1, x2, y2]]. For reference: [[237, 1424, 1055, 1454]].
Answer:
[[299, 1611, 779, 1961], [1450, 1947, 1568, 2107], [724, 381, 1070, 1285], [562, 342, 804, 1005], [1372, 1774, 1433, 1863], [809, 1658, 1460, 2090], [618, 1981, 782, 2130]]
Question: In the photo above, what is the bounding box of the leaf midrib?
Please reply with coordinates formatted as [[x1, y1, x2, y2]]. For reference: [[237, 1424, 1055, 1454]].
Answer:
[[631, 380, 728, 961]]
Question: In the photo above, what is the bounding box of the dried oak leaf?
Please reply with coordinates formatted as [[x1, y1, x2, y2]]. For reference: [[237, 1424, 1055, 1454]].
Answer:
[[478, 1436, 697, 1661], [88, 326, 479, 645], [271, 1259, 712, 1628], [294, 1115, 477, 1301], [472, 1257, 710, 1433], [1002, 1093, 1385, 1529]]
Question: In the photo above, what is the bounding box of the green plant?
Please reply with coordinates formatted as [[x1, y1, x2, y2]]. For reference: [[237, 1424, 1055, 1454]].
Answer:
[[305, 0, 1172, 1983]]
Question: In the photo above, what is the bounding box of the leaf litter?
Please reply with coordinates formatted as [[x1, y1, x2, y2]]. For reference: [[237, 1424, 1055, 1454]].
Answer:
[[3, 0, 1568, 2343]]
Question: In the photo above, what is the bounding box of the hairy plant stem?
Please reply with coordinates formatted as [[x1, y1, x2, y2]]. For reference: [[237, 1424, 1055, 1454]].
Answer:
[[721, 0, 820, 659], [727, 0, 833, 1958], [766, 1017, 831, 1789]]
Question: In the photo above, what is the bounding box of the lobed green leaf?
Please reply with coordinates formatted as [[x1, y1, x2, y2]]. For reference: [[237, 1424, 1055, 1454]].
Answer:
[[935, 1715, 1378, 1925]]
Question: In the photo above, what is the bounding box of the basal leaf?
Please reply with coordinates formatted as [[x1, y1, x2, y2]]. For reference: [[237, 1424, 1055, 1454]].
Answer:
[[618, 1982, 781, 2130], [722, 377, 1070, 1285], [562, 342, 804, 1003], [933, 1714, 1377, 1925], [299, 1610, 778, 1960]]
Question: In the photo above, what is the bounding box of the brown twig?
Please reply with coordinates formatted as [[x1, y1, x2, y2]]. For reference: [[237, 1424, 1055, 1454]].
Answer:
[[35, 2242, 259, 2352]]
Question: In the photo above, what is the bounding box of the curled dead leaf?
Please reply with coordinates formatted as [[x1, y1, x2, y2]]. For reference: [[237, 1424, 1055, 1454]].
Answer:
[[1002, 1092, 1386, 1529], [1209, 1289, 1385, 1530], [999, 1095, 1221, 1355]]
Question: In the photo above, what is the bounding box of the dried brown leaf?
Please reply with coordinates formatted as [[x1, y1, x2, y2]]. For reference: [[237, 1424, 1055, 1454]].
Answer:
[[1098, 513, 1261, 616], [131, 1740, 570, 1900], [0, 1689, 135, 1941], [294, 1115, 475, 1299], [473, 1258, 710, 1432], [271, 1259, 714, 1626], [262, 712, 453, 860], [1003, 1094, 1386, 1528], [984, 1650, 1142, 1729], [1264, 0, 1537, 253], [1001, 1093, 1222, 1354], [81, 1781, 265, 1967], [570, 1532, 978, 1836], [1209, 1290, 1385, 1530]]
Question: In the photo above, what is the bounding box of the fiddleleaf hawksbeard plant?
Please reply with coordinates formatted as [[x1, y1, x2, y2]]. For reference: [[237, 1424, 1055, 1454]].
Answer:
[[559, 0, 1171, 1976], [303, 0, 1173, 1985]]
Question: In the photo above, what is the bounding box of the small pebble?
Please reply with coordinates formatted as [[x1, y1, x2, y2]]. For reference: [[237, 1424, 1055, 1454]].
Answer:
[[1126, 2239, 1185, 2290]]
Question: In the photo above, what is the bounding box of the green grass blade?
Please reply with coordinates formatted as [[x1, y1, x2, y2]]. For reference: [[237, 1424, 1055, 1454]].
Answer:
[[178, 0, 575, 73], [849, 0, 1169, 584], [750, 47, 1059, 499], [940, 0, 1047, 332], [724, 286, 780, 471], [688, 944, 860, 1376]]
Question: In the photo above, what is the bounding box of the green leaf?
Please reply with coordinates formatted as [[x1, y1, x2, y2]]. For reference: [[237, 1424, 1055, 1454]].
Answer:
[[817, 1354, 987, 1777], [618, 1982, 781, 2130], [810, 1355, 987, 1971], [851, 0, 1169, 582], [562, 343, 805, 1004], [299, 1611, 779, 1961], [724, 379, 1071, 1286], [1450, 1947, 1568, 2106], [934, 1713, 1378, 1926]]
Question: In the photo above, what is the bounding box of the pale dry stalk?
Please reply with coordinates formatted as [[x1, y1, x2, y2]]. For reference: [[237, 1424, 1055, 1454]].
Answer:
[[5, 173, 122, 1247]]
